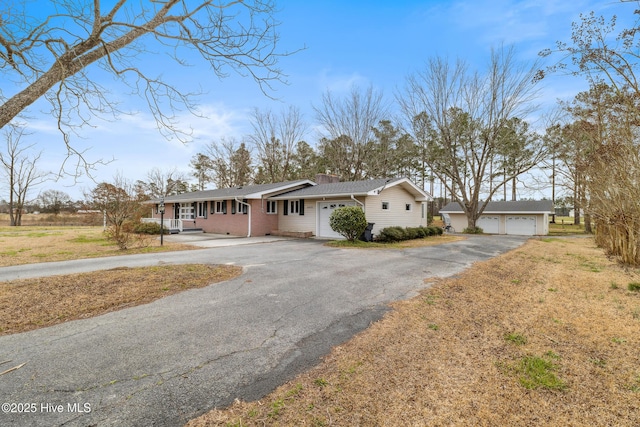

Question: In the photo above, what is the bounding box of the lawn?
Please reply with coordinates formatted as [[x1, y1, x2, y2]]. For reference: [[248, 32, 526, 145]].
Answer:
[[188, 236, 640, 426], [0, 264, 242, 335], [549, 216, 587, 236], [0, 225, 197, 267]]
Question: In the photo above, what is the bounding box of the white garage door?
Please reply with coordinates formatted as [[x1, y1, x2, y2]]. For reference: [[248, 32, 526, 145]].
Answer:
[[477, 216, 500, 234], [506, 216, 537, 235], [318, 201, 357, 238]]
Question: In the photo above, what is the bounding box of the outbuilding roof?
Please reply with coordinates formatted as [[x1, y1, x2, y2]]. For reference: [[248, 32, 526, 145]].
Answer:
[[440, 200, 554, 214]]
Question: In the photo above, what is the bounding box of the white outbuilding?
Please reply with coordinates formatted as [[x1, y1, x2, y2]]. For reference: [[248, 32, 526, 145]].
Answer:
[[440, 200, 554, 236]]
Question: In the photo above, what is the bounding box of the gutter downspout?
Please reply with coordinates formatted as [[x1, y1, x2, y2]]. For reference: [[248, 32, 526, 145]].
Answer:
[[235, 197, 251, 237], [351, 195, 365, 212]]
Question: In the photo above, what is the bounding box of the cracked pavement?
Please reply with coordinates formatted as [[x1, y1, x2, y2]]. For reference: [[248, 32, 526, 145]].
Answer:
[[0, 235, 528, 426]]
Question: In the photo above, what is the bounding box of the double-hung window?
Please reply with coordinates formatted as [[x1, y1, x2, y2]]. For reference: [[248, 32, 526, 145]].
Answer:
[[283, 199, 304, 216], [239, 199, 248, 215], [197, 201, 207, 218], [266, 200, 277, 214], [213, 200, 227, 214]]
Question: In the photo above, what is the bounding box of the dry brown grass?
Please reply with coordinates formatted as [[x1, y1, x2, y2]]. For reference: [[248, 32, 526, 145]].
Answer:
[[0, 226, 197, 267], [0, 264, 242, 335], [188, 237, 640, 426]]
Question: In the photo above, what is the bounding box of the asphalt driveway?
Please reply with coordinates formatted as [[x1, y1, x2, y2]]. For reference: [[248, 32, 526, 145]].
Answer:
[[0, 235, 528, 426]]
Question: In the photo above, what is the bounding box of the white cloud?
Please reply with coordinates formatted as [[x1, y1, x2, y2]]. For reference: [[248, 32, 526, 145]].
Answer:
[[316, 68, 369, 94]]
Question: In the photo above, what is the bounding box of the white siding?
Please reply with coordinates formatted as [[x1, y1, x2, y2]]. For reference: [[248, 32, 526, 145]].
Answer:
[[364, 186, 427, 236], [276, 200, 316, 233], [445, 212, 549, 235], [447, 213, 469, 233]]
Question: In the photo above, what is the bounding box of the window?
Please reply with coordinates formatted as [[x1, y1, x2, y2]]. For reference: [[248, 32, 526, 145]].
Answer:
[[238, 199, 248, 215], [405, 203, 412, 212], [197, 201, 207, 218], [421, 203, 426, 219], [283, 199, 304, 215], [382, 202, 389, 210], [214, 200, 227, 214], [179, 203, 194, 220], [266, 200, 277, 214], [289, 200, 300, 214]]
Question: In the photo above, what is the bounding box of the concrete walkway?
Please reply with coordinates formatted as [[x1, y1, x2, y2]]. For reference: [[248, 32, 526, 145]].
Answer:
[[161, 233, 294, 248]]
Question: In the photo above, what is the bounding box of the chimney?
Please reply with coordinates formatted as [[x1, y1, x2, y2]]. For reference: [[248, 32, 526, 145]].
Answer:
[[315, 173, 340, 184]]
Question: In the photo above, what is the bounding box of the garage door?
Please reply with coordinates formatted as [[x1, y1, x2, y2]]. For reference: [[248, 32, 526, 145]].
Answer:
[[477, 216, 500, 234], [506, 216, 536, 235], [318, 201, 357, 238]]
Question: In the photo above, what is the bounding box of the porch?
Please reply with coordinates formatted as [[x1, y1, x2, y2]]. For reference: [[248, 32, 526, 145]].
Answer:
[[141, 218, 203, 234]]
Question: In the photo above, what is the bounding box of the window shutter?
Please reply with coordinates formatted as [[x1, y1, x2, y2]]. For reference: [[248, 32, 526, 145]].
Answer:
[[222, 200, 227, 214], [231, 200, 236, 214], [299, 199, 304, 215], [283, 200, 288, 215], [204, 201, 208, 218]]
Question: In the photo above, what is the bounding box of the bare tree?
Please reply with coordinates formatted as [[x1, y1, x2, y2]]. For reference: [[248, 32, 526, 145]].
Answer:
[[143, 167, 189, 198], [206, 137, 252, 187], [399, 46, 543, 230], [0, 126, 50, 225], [248, 106, 306, 183], [314, 85, 389, 180], [37, 189, 72, 215], [86, 173, 145, 248], [538, 5, 640, 95], [0, 0, 289, 173], [540, 4, 640, 264]]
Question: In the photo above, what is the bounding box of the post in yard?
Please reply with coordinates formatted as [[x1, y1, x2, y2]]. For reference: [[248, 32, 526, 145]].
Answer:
[[159, 197, 165, 246]]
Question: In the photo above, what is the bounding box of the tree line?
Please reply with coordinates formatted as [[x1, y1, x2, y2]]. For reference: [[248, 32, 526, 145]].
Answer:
[[1, 1, 639, 265]]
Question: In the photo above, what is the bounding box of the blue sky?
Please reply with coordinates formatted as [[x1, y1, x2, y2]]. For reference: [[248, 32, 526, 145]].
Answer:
[[5, 0, 637, 200]]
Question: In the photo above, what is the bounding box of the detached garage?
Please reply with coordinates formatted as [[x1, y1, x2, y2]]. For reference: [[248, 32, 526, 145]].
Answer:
[[440, 200, 554, 236]]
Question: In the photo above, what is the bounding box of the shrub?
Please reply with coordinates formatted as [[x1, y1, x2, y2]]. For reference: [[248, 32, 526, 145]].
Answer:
[[376, 226, 443, 242], [133, 221, 167, 235], [404, 227, 420, 240], [376, 226, 405, 242], [428, 226, 443, 236], [463, 226, 484, 234], [329, 206, 367, 241], [104, 226, 133, 250]]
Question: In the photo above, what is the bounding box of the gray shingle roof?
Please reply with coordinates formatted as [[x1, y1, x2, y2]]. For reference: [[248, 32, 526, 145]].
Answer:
[[440, 200, 554, 213], [152, 180, 313, 203], [271, 178, 402, 199]]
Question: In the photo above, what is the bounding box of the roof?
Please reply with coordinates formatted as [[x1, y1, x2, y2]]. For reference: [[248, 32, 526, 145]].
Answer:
[[440, 200, 554, 214], [149, 180, 315, 203], [269, 177, 431, 201]]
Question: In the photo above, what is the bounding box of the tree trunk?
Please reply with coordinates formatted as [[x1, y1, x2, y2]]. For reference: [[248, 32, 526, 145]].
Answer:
[[573, 180, 581, 226], [584, 212, 592, 233]]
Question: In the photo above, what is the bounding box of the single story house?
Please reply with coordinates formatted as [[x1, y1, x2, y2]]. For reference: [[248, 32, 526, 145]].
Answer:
[[439, 200, 554, 236], [147, 175, 431, 239], [269, 176, 431, 239]]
